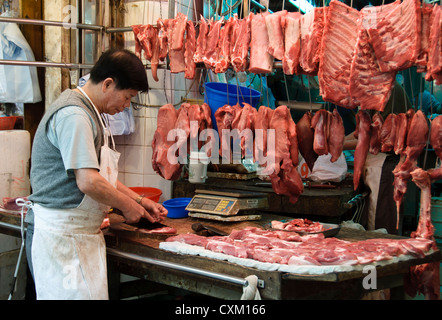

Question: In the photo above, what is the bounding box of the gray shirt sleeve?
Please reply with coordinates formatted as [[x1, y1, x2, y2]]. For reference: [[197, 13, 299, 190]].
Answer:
[[47, 106, 100, 176]]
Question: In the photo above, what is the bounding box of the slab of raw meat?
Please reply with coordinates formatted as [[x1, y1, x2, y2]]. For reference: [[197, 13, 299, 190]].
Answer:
[[231, 15, 251, 72], [193, 15, 209, 64], [369, 113, 383, 155], [165, 18, 186, 73], [268, 105, 303, 203], [249, 12, 273, 74], [152, 104, 182, 180], [215, 16, 237, 73], [311, 109, 330, 156], [170, 12, 187, 51], [416, 3, 433, 73], [296, 111, 317, 171], [300, 7, 326, 75], [353, 110, 371, 190], [379, 113, 397, 153], [202, 17, 223, 71], [184, 21, 196, 79], [349, 2, 399, 112], [318, 1, 360, 108], [265, 10, 287, 61], [131, 25, 142, 59], [394, 113, 408, 155], [157, 18, 169, 61], [425, 4, 442, 84], [282, 12, 302, 75], [430, 115, 442, 159], [367, 0, 421, 73], [328, 109, 345, 162], [254, 105, 273, 163]]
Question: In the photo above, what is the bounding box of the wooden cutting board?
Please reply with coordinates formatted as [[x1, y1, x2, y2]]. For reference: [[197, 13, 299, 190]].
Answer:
[[108, 213, 176, 240]]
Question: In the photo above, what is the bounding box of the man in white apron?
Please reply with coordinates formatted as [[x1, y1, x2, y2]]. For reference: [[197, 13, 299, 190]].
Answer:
[[27, 49, 167, 299]]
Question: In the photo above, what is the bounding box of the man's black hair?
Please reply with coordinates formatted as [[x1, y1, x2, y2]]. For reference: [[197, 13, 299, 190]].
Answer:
[[89, 48, 149, 92]]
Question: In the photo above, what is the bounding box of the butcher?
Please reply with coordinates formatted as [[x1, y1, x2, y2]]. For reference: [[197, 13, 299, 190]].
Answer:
[[343, 82, 412, 233], [25, 49, 167, 300]]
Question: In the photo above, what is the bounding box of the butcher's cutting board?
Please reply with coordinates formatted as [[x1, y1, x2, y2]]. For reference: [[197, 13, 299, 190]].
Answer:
[[108, 213, 176, 240]]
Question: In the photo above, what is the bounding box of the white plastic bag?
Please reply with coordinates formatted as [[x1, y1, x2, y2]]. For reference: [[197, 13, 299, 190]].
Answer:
[[0, 22, 42, 103], [310, 153, 347, 183]]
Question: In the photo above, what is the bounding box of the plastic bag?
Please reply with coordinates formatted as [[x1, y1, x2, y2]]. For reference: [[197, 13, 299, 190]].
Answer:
[[310, 153, 347, 183], [0, 22, 42, 103], [79, 73, 135, 136]]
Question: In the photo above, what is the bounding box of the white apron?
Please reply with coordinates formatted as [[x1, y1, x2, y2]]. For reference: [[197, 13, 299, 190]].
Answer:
[[31, 87, 120, 300]]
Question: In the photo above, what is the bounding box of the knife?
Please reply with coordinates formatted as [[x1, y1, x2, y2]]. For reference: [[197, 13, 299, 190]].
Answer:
[[191, 223, 229, 236]]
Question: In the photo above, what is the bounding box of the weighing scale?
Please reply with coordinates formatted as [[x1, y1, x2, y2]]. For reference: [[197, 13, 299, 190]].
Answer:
[[186, 189, 268, 222]]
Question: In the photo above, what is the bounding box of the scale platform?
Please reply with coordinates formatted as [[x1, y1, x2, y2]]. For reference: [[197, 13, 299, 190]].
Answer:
[[186, 189, 268, 222]]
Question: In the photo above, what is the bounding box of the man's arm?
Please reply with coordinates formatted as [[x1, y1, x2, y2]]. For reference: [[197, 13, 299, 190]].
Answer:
[[74, 168, 151, 223]]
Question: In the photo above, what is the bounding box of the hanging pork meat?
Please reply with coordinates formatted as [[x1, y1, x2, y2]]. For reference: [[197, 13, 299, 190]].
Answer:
[[249, 12, 273, 74], [268, 105, 303, 204], [318, 0, 360, 108], [282, 12, 302, 75], [296, 112, 317, 171], [353, 110, 371, 191]]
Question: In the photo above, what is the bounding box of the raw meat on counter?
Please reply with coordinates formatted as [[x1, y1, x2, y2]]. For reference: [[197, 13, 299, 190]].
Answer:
[[271, 218, 325, 233], [165, 226, 434, 267]]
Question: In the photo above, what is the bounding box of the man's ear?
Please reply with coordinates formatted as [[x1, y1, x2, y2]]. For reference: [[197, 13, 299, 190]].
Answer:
[[102, 77, 114, 92]]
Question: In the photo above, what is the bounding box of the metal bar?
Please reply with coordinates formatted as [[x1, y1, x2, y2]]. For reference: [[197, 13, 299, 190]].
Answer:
[[0, 16, 102, 31], [107, 247, 264, 288], [0, 59, 93, 69]]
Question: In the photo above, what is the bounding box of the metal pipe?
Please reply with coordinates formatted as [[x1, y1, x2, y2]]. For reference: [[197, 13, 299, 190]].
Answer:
[[107, 247, 264, 288], [0, 16, 102, 31], [0, 59, 93, 69]]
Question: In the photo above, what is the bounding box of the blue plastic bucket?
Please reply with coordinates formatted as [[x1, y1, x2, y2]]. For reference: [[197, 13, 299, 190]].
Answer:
[[164, 197, 192, 219], [204, 82, 261, 132]]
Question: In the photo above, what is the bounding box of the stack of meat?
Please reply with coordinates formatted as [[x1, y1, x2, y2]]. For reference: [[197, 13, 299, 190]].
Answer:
[[151, 103, 212, 180], [165, 226, 434, 267]]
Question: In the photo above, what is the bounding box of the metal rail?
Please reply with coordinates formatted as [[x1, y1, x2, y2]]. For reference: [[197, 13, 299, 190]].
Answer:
[[0, 16, 102, 30], [0, 59, 93, 69], [107, 247, 264, 289]]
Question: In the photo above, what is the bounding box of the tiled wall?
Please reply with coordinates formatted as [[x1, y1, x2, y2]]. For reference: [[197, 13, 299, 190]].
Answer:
[[116, 1, 201, 202]]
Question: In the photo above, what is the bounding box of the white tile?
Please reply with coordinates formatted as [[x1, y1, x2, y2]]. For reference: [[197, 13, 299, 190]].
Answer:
[[143, 146, 155, 175], [124, 173, 144, 187], [148, 89, 171, 106], [124, 116, 145, 146], [115, 144, 125, 173], [145, 117, 157, 146], [124, 145, 144, 174], [145, 106, 159, 118]]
